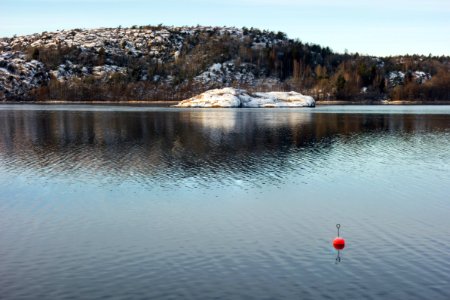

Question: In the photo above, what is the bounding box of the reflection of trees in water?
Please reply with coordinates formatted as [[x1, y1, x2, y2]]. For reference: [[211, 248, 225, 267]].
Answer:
[[0, 109, 448, 181]]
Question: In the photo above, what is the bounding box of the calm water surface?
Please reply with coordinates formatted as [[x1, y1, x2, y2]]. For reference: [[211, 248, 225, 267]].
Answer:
[[0, 105, 449, 299]]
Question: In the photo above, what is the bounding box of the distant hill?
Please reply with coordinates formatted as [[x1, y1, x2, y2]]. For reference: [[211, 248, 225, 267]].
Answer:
[[1, 25, 449, 102]]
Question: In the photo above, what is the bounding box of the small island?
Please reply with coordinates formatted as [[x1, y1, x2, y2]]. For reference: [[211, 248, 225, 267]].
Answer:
[[174, 88, 315, 108]]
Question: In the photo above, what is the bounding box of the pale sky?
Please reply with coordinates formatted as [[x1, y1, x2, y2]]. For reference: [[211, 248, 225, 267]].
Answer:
[[2, 0, 450, 56]]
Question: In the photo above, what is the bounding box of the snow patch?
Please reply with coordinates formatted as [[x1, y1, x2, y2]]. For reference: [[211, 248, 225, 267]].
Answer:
[[388, 70, 431, 86], [195, 61, 258, 85]]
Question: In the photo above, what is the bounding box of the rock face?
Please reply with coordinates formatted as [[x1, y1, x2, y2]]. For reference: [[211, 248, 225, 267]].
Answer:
[[174, 88, 315, 108], [0, 51, 49, 101]]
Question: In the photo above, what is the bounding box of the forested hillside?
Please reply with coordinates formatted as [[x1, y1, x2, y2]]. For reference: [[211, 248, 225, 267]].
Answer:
[[1, 25, 449, 102]]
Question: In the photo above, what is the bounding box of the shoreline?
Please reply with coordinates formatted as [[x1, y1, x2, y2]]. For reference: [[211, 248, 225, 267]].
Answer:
[[316, 100, 450, 105], [1, 100, 450, 105], [0, 100, 180, 105]]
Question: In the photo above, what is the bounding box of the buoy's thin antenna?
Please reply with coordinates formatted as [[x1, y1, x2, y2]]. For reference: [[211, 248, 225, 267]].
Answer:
[[336, 224, 340, 237]]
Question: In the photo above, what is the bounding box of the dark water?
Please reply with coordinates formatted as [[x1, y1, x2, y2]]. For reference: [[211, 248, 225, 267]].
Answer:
[[0, 105, 449, 300]]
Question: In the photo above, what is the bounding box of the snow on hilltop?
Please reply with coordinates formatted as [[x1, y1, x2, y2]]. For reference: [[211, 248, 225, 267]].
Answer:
[[174, 88, 315, 108], [0, 25, 287, 101], [0, 25, 443, 102]]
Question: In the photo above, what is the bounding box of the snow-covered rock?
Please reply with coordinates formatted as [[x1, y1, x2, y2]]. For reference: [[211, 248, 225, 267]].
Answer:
[[174, 88, 246, 108], [0, 51, 49, 100], [245, 91, 315, 107], [388, 71, 405, 87], [174, 88, 315, 108], [194, 61, 260, 85], [413, 71, 431, 84], [388, 70, 432, 87]]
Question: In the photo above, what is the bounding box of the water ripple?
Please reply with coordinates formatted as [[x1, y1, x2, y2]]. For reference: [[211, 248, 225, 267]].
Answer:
[[0, 106, 449, 299]]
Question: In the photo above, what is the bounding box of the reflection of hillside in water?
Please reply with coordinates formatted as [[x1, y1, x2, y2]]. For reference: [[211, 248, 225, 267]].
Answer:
[[178, 110, 313, 144], [181, 110, 312, 130], [0, 108, 448, 185]]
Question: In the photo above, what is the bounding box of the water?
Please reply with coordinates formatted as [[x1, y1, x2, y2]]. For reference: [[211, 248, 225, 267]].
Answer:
[[0, 105, 449, 299]]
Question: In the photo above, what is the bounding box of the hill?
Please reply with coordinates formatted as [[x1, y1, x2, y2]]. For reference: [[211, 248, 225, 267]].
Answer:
[[1, 25, 449, 102]]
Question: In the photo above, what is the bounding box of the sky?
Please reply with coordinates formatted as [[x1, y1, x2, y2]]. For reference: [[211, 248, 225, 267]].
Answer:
[[2, 0, 450, 56]]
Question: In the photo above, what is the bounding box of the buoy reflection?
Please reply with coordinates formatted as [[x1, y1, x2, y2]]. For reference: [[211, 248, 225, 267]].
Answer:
[[335, 250, 342, 264]]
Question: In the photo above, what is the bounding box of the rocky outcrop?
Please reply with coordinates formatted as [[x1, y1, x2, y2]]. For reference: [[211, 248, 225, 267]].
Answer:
[[174, 88, 315, 108], [0, 26, 286, 101], [0, 51, 49, 101]]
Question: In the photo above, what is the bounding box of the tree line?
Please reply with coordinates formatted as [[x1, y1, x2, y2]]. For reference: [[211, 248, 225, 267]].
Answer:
[[10, 26, 450, 101]]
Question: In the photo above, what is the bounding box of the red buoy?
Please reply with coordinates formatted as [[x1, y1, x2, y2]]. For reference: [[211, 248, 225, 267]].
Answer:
[[333, 237, 345, 250], [333, 224, 346, 250]]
